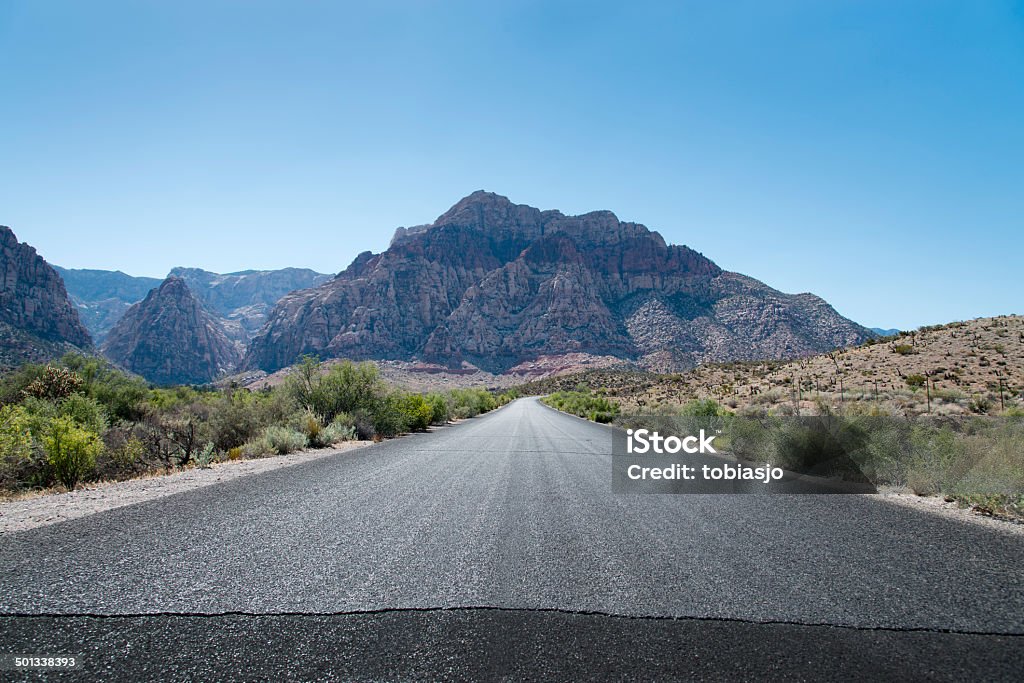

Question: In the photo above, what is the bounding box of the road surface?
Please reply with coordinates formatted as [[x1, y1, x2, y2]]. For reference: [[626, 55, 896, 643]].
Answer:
[[1, 398, 1022, 680]]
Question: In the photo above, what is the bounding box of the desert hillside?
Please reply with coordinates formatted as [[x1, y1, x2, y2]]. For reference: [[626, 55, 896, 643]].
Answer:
[[519, 315, 1024, 417]]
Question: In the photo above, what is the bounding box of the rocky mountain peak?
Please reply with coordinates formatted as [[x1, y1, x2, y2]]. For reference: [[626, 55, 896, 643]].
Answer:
[[245, 193, 872, 374], [101, 276, 241, 385]]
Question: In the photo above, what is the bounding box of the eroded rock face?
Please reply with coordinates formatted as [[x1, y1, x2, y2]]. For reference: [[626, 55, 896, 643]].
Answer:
[[245, 191, 873, 373], [0, 226, 92, 350], [168, 267, 332, 337], [101, 277, 241, 385], [53, 267, 162, 342]]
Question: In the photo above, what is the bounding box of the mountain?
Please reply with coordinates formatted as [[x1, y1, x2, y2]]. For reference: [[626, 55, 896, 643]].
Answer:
[[871, 327, 901, 337], [53, 267, 162, 342], [0, 226, 92, 368], [167, 267, 332, 337], [57, 266, 330, 342], [100, 277, 241, 385], [245, 191, 873, 374]]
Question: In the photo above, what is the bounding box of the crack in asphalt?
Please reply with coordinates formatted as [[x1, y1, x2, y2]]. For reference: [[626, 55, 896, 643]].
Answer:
[[2, 606, 1021, 638]]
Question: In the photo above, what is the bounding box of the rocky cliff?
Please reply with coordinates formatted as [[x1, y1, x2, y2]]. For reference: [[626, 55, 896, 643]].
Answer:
[[100, 277, 241, 385], [53, 267, 162, 342], [168, 267, 332, 337], [245, 192, 873, 373], [0, 226, 91, 367]]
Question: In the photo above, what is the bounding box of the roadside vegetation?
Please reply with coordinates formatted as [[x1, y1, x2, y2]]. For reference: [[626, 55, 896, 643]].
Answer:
[[541, 390, 620, 423], [0, 353, 513, 494], [530, 317, 1024, 520]]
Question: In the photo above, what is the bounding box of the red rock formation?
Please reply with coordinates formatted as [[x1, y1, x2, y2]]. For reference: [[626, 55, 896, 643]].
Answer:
[[245, 192, 872, 373]]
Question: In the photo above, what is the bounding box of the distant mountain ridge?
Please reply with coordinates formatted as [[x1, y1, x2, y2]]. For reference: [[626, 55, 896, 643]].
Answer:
[[57, 265, 331, 342], [245, 191, 873, 373], [168, 267, 332, 338], [53, 267, 162, 342]]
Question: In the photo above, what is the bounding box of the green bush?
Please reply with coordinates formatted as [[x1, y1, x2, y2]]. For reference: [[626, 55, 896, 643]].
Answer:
[[61, 353, 149, 422], [246, 425, 306, 456], [373, 394, 410, 438], [287, 357, 386, 424], [22, 365, 83, 401], [264, 426, 307, 455], [296, 409, 329, 448], [208, 391, 265, 451], [195, 442, 217, 469], [426, 393, 450, 425], [679, 399, 731, 417], [395, 393, 433, 432], [448, 388, 497, 418], [59, 394, 108, 433], [542, 391, 620, 422], [0, 404, 34, 487], [42, 415, 102, 490], [905, 374, 926, 390]]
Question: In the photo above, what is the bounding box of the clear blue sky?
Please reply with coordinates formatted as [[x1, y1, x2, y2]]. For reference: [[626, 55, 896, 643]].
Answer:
[[1, 1, 1021, 330]]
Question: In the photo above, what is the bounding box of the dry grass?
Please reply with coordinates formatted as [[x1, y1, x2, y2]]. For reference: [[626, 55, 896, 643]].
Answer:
[[520, 315, 1024, 418]]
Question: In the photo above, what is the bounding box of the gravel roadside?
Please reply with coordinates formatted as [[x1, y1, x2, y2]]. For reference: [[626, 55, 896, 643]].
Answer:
[[0, 441, 372, 535]]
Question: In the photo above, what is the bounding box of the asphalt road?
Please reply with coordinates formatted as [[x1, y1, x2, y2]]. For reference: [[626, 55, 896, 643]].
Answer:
[[1, 397, 1022, 680]]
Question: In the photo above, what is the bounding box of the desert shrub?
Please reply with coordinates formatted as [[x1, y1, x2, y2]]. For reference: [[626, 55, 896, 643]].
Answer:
[[208, 392, 264, 451], [137, 402, 212, 468], [58, 394, 108, 434], [61, 353, 149, 422], [259, 425, 306, 455], [426, 393, 450, 425], [451, 405, 474, 420], [904, 424, 977, 496], [905, 374, 926, 389], [295, 409, 329, 448], [0, 363, 48, 406], [22, 366, 83, 401], [164, 404, 212, 466], [969, 395, 992, 414], [96, 426, 148, 480], [42, 415, 102, 490], [242, 433, 273, 457], [543, 391, 619, 422], [394, 393, 433, 432], [195, 442, 217, 469], [351, 409, 376, 441], [287, 357, 386, 424], [0, 404, 35, 487], [448, 388, 497, 418], [227, 446, 243, 461], [321, 413, 357, 444], [692, 414, 872, 479], [679, 399, 731, 417], [892, 344, 914, 355], [373, 394, 411, 438]]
